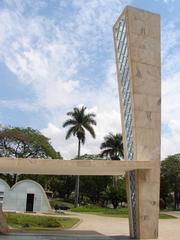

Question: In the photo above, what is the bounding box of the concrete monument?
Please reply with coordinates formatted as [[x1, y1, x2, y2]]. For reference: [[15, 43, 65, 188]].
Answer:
[[113, 6, 161, 239]]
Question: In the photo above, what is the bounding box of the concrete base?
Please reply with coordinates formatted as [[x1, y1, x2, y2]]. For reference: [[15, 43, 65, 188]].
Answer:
[[0, 208, 9, 234], [136, 168, 160, 239]]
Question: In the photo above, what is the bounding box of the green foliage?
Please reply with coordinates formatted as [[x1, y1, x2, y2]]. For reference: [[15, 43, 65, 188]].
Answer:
[[105, 177, 127, 209], [49, 176, 76, 199], [6, 213, 61, 228], [0, 127, 62, 185], [5, 213, 79, 230], [0, 127, 61, 159], [63, 106, 96, 145], [71, 205, 128, 216], [77, 154, 104, 160], [160, 154, 180, 210], [71, 205, 176, 219], [159, 213, 176, 219], [80, 176, 112, 203], [100, 133, 124, 160]]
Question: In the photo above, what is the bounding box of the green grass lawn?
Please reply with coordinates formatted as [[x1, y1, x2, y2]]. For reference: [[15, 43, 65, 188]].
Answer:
[[71, 206, 176, 219], [5, 213, 79, 231]]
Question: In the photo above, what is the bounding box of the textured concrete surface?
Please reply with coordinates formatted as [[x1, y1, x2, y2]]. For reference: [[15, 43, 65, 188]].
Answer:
[[0, 158, 154, 176], [113, 6, 161, 239]]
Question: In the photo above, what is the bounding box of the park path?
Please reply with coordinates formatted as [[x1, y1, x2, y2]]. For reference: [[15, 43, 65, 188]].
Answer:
[[163, 211, 180, 218], [67, 211, 180, 240], [15, 211, 180, 239], [70, 212, 129, 236]]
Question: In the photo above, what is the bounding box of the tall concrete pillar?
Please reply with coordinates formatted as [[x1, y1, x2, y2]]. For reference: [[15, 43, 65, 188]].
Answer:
[[0, 208, 8, 234], [113, 6, 161, 239]]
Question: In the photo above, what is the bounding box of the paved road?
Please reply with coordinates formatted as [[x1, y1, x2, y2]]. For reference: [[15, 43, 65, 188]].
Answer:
[[71, 212, 129, 236], [70, 212, 180, 240], [163, 211, 180, 218]]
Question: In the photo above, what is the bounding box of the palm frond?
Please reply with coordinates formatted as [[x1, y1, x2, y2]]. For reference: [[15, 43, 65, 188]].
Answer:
[[65, 126, 76, 139], [100, 149, 112, 158], [62, 119, 77, 128], [83, 124, 96, 138], [77, 127, 85, 144], [100, 133, 124, 160], [83, 117, 96, 126], [63, 106, 96, 145]]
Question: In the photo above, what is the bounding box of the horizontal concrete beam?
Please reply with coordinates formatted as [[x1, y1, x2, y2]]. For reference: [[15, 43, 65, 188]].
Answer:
[[0, 157, 157, 176]]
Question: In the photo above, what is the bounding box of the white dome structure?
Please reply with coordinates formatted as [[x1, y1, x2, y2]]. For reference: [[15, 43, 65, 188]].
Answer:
[[0, 179, 51, 213]]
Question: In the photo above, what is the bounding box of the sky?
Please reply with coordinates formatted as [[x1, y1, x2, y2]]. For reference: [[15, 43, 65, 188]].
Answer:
[[0, 0, 180, 160]]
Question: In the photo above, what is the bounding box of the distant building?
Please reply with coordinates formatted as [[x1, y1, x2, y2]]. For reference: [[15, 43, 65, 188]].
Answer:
[[0, 179, 51, 213]]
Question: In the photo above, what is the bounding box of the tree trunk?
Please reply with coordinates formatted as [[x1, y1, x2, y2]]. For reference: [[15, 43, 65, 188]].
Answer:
[[74, 139, 81, 208]]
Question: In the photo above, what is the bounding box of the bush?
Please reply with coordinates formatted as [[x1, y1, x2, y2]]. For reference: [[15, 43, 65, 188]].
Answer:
[[5, 213, 61, 228], [5, 213, 79, 230], [40, 218, 61, 228], [22, 223, 30, 228]]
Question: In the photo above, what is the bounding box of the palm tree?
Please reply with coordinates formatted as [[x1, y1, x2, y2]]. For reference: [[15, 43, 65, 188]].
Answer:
[[63, 106, 96, 207], [100, 133, 124, 189], [100, 133, 124, 160]]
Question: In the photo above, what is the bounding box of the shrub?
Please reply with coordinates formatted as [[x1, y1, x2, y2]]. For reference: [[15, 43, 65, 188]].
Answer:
[[40, 218, 61, 228], [22, 223, 30, 228]]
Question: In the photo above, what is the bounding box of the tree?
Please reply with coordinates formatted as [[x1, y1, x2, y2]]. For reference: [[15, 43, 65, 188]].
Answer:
[[161, 154, 180, 210], [100, 177, 127, 209], [78, 153, 104, 160], [100, 133, 124, 188], [0, 127, 61, 185], [80, 175, 112, 204], [100, 133, 124, 160], [63, 106, 96, 207], [49, 175, 75, 200]]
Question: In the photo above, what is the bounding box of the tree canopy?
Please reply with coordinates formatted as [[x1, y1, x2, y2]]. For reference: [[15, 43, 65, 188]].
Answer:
[[160, 154, 180, 210], [63, 106, 96, 146], [76, 154, 104, 160], [100, 133, 124, 160], [0, 127, 61, 159], [0, 127, 62, 185]]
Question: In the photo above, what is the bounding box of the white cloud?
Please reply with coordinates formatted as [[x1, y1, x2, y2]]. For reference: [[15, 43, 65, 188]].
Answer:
[[41, 123, 78, 159], [0, 0, 130, 158], [161, 18, 180, 159], [162, 120, 180, 158], [0, 8, 81, 109], [0, 0, 131, 110], [2, 0, 180, 160], [41, 62, 122, 159]]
